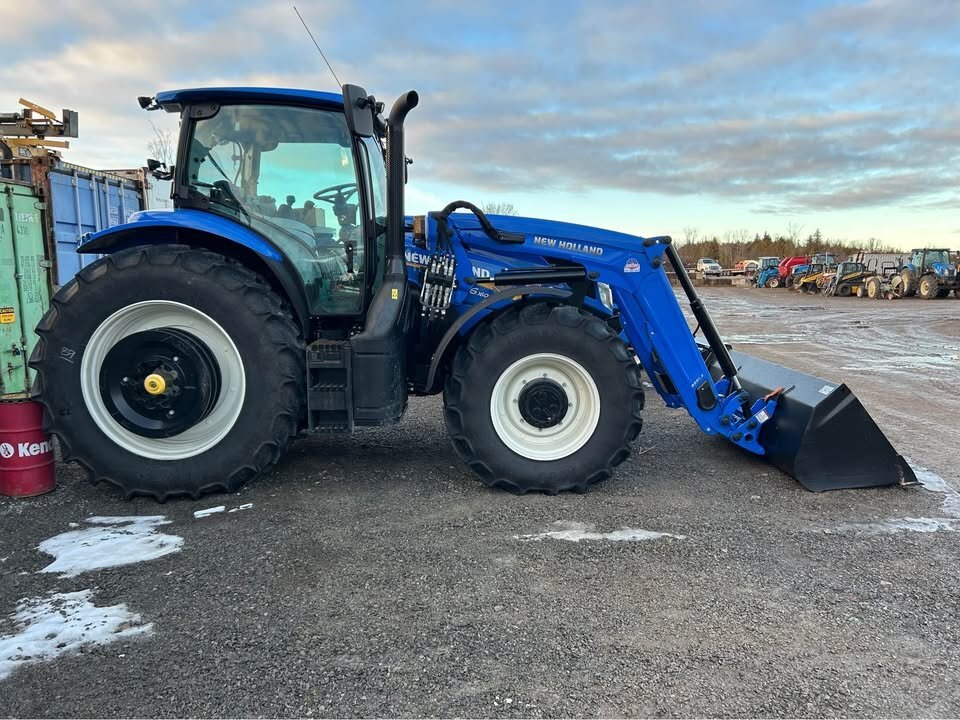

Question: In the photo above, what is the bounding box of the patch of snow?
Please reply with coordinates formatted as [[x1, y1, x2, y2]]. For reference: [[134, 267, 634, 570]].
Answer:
[[913, 464, 960, 519], [193, 506, 225, 519], [0, 590, 152, 681], [836, 461, 960, 534], [38, 516, 182, 578], [837, 517, 956, 534], [515, 520, 686, 543]]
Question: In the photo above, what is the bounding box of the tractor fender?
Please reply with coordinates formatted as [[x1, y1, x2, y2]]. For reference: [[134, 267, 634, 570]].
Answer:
[[78, 209, 310, 330], [424, 286, 572, 392]]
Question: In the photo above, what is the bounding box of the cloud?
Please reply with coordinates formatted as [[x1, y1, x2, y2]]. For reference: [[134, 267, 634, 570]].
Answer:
[[1, 0, 957, 239]]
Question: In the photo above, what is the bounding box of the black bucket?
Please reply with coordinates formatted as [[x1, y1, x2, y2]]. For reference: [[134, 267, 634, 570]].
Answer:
[[718, 350, 917, 491]]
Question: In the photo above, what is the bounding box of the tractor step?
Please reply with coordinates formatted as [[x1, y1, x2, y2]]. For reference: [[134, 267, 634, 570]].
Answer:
[[306, 340, 354, 432]]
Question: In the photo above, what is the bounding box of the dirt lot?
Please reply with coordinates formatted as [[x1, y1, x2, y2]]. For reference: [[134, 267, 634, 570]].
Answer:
[[2, 289, 959, 718]]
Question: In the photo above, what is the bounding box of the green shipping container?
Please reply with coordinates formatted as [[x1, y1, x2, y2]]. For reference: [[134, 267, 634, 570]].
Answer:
[[0, 180, 52, 399]]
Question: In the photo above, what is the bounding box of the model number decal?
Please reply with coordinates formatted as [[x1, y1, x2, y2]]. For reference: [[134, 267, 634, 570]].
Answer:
[[533, 236, 604, 256], [405, 249, 491, 278]]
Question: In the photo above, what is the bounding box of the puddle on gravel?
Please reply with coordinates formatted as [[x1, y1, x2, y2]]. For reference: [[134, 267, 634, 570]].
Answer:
[[836, 462, 960, 534], [0, 589, 152, 681], [38, 516, 183, 578], [515, 521, 686, 543]]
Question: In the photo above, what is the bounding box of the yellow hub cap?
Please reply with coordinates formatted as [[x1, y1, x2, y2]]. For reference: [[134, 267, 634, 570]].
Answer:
[[143, 373, 166, 395]]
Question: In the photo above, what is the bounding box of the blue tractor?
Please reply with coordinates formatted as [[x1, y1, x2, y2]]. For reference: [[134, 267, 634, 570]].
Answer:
[[754, 257, 781, 288], [29, 85, 916, 499], [897, 248, 960, 299]]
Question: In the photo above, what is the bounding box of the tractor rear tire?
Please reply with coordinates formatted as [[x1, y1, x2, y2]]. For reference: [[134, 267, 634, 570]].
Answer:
[[918, 275, 939, 300], [900, 269, 917, 297], [866, 278, 881, 299], [765, 277, 780, 288], [30, 245, 305, 500], [443, 303, 644, 494]]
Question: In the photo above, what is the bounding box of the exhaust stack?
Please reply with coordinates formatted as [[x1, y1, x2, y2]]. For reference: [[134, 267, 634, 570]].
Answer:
[[385, 90, 419, 273]]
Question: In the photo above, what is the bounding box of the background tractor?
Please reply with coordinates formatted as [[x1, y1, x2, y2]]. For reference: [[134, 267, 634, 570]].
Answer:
[[753, 257, 782, 288], [29, 84, 915, 500], [896, 248, 959, 299]]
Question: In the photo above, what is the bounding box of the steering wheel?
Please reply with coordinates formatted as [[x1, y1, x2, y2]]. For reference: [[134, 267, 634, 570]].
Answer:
[[313, 183, 358, 204]]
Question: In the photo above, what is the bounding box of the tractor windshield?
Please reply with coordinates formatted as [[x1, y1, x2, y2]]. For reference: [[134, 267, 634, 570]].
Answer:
[[921, 249, 950, 265], [184, 104, 368, 315]]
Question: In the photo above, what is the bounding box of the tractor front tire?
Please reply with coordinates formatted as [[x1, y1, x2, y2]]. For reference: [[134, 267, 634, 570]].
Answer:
[[444, 303, 644, 494], [918, 275, 939, 300], [30, 245, 305, 500], [765, 277, 780, 288]]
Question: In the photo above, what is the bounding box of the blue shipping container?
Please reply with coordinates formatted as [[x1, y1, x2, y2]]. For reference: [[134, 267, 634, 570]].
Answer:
[[48, 163, 144, 285]]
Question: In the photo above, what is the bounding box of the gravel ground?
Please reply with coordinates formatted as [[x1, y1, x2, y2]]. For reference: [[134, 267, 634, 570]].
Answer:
[[2, 289, 959, 718]]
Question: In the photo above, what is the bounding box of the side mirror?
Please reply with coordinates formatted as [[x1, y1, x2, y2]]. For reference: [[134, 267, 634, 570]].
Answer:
[[342, 84, 374, 138], [146, 158, 173, 181]]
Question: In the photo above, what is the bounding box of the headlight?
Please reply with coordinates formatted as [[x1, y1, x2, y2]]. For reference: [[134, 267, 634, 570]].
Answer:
[[597, 282, 615, 311]]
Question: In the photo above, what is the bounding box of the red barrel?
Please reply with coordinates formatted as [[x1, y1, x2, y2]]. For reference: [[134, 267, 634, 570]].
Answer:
[[0, 401, 56, 497]]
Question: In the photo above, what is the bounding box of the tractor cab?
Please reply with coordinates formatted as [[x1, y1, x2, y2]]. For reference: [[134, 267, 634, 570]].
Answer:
[[152, 89, 390, 320], [909, 248, 951, 274]]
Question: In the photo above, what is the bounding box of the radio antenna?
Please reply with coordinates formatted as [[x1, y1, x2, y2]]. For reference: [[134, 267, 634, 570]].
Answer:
[[293, 5, 342, 87]]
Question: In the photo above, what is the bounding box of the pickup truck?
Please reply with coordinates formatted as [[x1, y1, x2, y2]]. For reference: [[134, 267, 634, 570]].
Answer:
[[696, 258, 722, 275]]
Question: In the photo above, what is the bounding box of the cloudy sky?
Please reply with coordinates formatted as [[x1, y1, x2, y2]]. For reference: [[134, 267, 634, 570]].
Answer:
[[3, 0, 957, 248]]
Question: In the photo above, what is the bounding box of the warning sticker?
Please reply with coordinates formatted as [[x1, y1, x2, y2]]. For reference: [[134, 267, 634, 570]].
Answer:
[[0, 306, 15, 324], [818, 384, 835, 396], [755, 409, 770, 423], [624, 258, 641, 273]]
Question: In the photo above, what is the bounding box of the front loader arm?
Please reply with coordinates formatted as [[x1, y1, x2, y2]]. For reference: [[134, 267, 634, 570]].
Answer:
[[611, 238, 776, 456]]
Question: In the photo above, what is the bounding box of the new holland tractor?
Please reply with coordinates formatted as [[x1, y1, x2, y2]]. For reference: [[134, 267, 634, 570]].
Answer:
[[896, 248, 960, 299], [753, 257, 781, 288], [29, 85, 916, 500]]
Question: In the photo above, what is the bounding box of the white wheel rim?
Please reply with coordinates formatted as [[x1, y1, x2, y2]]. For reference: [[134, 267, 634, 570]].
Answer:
[[489, 352, 601, 461], [80, 300, 246, 460]]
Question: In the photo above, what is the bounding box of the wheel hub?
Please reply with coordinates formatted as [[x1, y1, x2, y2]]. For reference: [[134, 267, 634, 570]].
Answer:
[[143, 373, 167, 395], [99, 328, 221, 438], [518, 379, 569, 428]]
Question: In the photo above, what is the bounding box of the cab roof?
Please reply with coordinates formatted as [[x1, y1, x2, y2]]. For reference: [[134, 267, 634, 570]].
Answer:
[[154, 87, 344, 112]]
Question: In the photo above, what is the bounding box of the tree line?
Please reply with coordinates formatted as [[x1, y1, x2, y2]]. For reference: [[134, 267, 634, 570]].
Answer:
[[674, 226, 902, 267]]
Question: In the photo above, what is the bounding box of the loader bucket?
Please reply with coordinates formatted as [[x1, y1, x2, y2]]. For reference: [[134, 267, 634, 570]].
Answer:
[[721, 350, 917, 491]]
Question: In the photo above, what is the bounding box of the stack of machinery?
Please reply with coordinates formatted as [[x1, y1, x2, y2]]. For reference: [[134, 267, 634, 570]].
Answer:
[[1, 98, 147, 400]]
